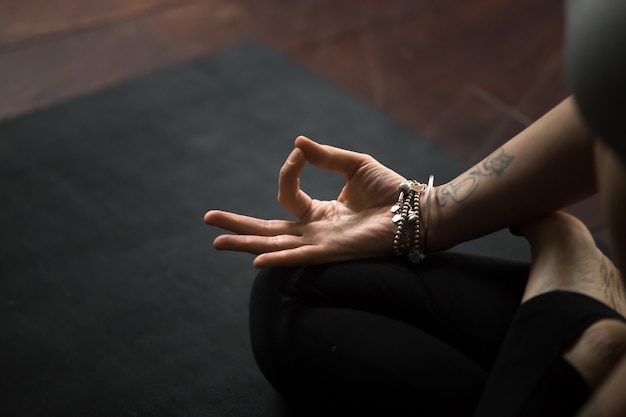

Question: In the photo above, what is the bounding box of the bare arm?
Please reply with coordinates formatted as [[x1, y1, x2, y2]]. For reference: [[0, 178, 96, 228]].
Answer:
[[205, 98, 598, 267], [428, 96, 597, 251]]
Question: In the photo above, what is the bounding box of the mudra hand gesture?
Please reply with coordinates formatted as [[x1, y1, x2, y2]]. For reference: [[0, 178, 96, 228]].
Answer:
[[204, 136, 408, 268]]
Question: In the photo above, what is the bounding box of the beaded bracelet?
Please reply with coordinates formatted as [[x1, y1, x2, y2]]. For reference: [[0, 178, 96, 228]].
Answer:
[[391, 175, 434, 263]]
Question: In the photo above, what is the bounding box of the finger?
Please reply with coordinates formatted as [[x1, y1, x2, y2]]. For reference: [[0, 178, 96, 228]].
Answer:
[[204, 210, 297, 236], [214, 233, 304, 255], [295, 136, 368, 179], [278, 148, 313, 218], [253, 244, 327, 268]]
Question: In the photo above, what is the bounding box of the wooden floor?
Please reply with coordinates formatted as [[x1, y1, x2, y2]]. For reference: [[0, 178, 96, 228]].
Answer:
[[0, 0, 607, 244]]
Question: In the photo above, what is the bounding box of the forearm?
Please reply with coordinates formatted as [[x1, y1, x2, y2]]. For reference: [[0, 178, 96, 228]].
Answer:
[[429, 96, 597, 251]]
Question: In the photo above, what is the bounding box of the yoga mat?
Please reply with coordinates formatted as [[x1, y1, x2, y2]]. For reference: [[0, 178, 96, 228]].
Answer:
[[0, 42, 528, 417]]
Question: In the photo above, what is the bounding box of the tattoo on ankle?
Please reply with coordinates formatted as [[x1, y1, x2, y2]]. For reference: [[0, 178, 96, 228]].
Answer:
[[436, 147, 514, 207]]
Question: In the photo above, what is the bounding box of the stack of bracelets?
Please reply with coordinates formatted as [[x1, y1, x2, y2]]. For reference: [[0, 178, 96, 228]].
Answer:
[[391, 175, 434, 264]]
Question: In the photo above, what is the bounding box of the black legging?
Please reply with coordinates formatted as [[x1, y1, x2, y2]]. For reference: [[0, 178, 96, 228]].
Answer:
[[249, 253, 530, 416], [249, 253, 625, 416]]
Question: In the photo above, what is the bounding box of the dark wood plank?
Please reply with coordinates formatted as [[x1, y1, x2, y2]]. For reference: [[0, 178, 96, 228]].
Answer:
[[0, 0, 193, 48], [286, 0, 567, 159], [0, 0, 250, 120], [239, 0, 451, 50]]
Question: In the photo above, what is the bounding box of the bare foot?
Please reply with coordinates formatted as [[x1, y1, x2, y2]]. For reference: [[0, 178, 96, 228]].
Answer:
[[520, 212, 626, 389]]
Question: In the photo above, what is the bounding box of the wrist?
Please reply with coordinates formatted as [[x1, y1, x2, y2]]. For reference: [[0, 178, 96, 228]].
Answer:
[[423, 184, 452, 253]]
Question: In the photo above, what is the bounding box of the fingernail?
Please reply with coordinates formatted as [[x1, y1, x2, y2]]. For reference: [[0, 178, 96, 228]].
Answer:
[[287, 149, 299, 163]]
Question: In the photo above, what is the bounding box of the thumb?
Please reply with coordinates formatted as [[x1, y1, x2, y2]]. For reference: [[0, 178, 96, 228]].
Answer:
[[294, 135, 366, 178]]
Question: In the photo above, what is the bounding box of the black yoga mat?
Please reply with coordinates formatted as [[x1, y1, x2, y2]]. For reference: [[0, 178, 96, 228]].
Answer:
[[0, 42, 528, 417]]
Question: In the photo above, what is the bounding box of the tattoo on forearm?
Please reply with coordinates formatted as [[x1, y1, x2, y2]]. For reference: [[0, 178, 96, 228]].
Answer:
[[436, 147, 514, 207]]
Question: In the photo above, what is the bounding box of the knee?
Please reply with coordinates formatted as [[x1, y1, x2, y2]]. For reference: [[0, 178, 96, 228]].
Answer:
[[249, 266, 303, 325], [249, 267, 293, 349], [249, 267, 303, 387]]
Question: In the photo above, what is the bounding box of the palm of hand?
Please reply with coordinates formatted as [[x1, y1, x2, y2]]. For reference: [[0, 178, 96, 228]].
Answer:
[[205, 137, 407, 268], [297, 158, 407, 262]]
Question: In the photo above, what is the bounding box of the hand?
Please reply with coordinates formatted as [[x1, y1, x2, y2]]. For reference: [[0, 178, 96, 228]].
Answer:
[[204, 136, 407, 268]]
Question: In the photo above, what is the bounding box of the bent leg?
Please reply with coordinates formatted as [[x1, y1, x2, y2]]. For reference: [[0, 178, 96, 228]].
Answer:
[[475, 213, 626, 416], [474, 291, 626, 417], [250, 253, 529, 416]]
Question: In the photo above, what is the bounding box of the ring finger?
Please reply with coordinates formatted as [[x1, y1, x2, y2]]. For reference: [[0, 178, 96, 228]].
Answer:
[[213, 233, 305, 254]]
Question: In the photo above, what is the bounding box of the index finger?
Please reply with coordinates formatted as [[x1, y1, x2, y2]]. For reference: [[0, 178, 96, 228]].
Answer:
[[278, 148, 313, 218], [295, 135, 368, 179]]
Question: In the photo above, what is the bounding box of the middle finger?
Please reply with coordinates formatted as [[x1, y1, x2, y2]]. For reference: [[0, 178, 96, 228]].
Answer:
[[204, 210, 299, 236]]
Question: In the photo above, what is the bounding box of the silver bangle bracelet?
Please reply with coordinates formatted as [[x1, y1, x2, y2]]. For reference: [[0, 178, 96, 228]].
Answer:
[[422, 175, 434, 253]]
